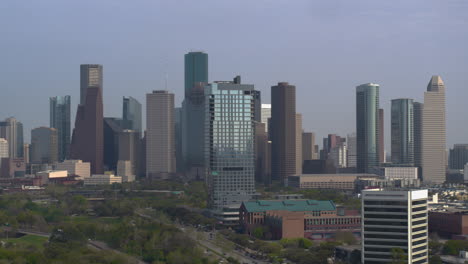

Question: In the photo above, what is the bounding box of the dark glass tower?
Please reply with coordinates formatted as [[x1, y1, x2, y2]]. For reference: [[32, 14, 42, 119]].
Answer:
[[271, 82, 296, 182], [356, 83, 380, 173], [122, 96, 142, 136], [50, 95, 71, 161], [70, 64, 104, 174], [182, 52, 208, 177], [391, 98, 414, 165]]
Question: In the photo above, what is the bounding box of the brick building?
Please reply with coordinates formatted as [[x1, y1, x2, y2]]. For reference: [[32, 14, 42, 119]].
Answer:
[[429, 211, 468, 238], [240, 200, 361, 240]]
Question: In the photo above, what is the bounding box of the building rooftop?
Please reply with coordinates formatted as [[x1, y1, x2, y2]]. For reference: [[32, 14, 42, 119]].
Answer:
[[242, 200, 336, 213]]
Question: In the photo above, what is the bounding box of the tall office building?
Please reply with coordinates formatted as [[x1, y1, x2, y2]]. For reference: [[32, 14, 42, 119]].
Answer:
[[261, 104, 271, 133], [118, 129, 140, 177], [255, 122, 269, 184], [31, 127, 58, 164], [271, 82, 296, 182], [362, 189, 428, 264], [103, 117, 122, 171], [70, 64, 104, 174], [0, 138, 8, 159], [449, 144, 468, 170], [50, 96, 71, 161], [378, 109, 384, 163], [302, 132, 316, 161], [23, 143, 29, 164], [174, 107, 184, 173], [413, 102, 423, 170], [329, 143, 347, 169], [356, 83, 380, 173], [422, 76, 446, 183], [391, 98, 414, 165], [0, 117, 23, 158], [295, 113, 302, 174], [122, 96, 142, 135], [182, 51, 208, 178], [205, 78, 256, 209], [347, 133, 357, 168], [146, 91, 176, 179]]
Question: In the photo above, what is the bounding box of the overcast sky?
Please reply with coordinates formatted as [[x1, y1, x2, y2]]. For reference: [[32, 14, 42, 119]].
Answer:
[[1, 0, 467, 150]]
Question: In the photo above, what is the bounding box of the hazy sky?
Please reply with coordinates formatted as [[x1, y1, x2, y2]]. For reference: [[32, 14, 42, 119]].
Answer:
[[1, 0, 467, 150]]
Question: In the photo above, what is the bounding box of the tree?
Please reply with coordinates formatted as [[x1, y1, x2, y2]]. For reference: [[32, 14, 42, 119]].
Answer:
[[391, 248, 406, 264], [429, 255, 442, 264], [334, 231, 358, 245], [253, 226, 264, 239]]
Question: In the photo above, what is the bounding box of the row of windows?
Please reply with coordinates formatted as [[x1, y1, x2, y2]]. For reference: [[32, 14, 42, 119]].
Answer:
[[365, 234, 407, 240], [364, 201, 407, 206], [364, 240, 407, 247], [364, 214, 407, 219], [305, 217, 360, 225], [364, 221, 407, 227], [413, 239, 427, 246], [365, 227, 407, 233], [364, 207, 408, 213]]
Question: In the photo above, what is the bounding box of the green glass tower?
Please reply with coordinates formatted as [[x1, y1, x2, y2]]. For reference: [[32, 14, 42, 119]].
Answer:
[[391, 98, 414, 165], [182, 52, 208, 178], [356, 83, 380, 173]]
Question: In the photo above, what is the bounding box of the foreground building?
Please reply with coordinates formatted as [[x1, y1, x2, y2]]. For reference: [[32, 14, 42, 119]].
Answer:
[[422, 75, 446, 183], [205, 77, 256, 211], [240, 200, 361, 240], [361, 189, 428, 264]]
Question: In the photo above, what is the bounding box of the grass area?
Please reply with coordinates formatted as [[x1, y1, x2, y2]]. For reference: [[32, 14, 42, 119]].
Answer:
[[2, 234, 48, 250]]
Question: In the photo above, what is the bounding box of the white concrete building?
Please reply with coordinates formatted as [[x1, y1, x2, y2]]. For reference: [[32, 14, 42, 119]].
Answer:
[[329, 143, 347, 168], [261, 104, 271, 132], [380, 167, 418, 180], [362, 189, 428, 264], [84, 174, 122, 185], [55, 159, 91, 180]]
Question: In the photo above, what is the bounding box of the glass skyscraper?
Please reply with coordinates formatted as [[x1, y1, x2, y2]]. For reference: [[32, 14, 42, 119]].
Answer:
[[391, 98, 414, 165], [356, 83, 380, 173], [182, 52, 208, 177], [205, 78, 256, 210], [50, 95, 71, 161], [122, 96, 142, 135]]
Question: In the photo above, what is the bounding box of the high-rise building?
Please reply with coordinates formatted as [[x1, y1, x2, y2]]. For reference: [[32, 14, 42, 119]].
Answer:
[[271, 82, 296, 182], [422, 76, 446, 183], [56, 159, 91, 179], [356, 83, 380, 173], [50, 96, 71, 161], [182, 51, 208, 178], [205, 78, 256, 209], [103, 117, 122, 172], [413, 102, 423, 171], [117, 160, 135, 182], [146, 90, 176, 179], [0, 117, 23, 158], [361, 188, 428, 264], [0, 138, 8, 159], [296, 113, 302, 174], [255, 122, 270, 184], [23, 143, 30, 164], [122, 96, 142, 136], [31, 127, 58, 164], [449, 144, 468, 170], [329, 143, 347, 169], [378, 109, 384, 164], [391, 98, 414, 165], [261, 104, 271, 133], [70, 64, 104, 174], [174, 107, 184, 173], [347, 133, 357, 168], [302, 132, 316, 161], [118, 129, 140, 177]]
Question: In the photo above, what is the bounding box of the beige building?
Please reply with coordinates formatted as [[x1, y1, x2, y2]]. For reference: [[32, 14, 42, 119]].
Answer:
[[146, 90, 176, 179], [84, 174, 122, 185], [287, 173, 380, 190], [422, 76, 446, 183], [302, 132, 317, 161], [37, 170, 68, 184], [0, 138, 8, 159], [55, 159, 91, 179], [117, 160, 135, 182]]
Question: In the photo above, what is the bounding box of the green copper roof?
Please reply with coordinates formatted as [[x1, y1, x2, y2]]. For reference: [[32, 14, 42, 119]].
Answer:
[[242, 200, 336, 213]]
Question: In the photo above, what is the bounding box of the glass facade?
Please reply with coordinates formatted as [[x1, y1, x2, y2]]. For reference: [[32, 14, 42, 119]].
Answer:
[[50, 96, 71, 161], [391, 98, 414, 165], [356, 83, 380, 173], [122, 96, 142, 135], [205, 82, 256, 209]]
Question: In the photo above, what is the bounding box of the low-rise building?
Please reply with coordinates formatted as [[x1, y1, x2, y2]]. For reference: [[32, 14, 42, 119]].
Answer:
[[374, 166, 418, 180], [287, 174, 380, 191], [429, 210, 468, 238], [84, 174, 122, 185], [37, 170, 68, 184], [240, 200, 361, 240], [55, 160, 91, 180]]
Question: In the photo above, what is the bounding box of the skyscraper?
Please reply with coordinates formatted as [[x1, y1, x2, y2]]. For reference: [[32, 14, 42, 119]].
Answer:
[[422, 76, 446, 183], [146, 90, 176, 179], [122, 96, 142, 135], [271, 82, 296, 182], [302, 132, 316, 161], [356, 83, 380, 173], [0, 138, 8, 159], [347, 133, 357, 168], [391, 98, 414, 165], [413, 102, 423, 171], [103, 117, 122, 171], [70, 64, 104, 174], [31, 127, 58, 164], [378, 108, 385, 163], [296, 113, 302, 174], [174, 107, 184, 173], [182, 51, 208, 178], [261, 104, 271, 133], [361, 188, 428, 264], [0, 117, 23, 159], [205, 78, 256, 209], [118, 129, 140, 177], [50, 95, 71, 161], [449, 144, 468, 170]]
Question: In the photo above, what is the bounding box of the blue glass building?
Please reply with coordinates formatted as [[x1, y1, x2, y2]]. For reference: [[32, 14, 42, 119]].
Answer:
[[50, 95, 71, 161]]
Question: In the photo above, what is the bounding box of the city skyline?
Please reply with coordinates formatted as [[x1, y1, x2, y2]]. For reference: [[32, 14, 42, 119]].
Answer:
[[1, 1, 467, 149]]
